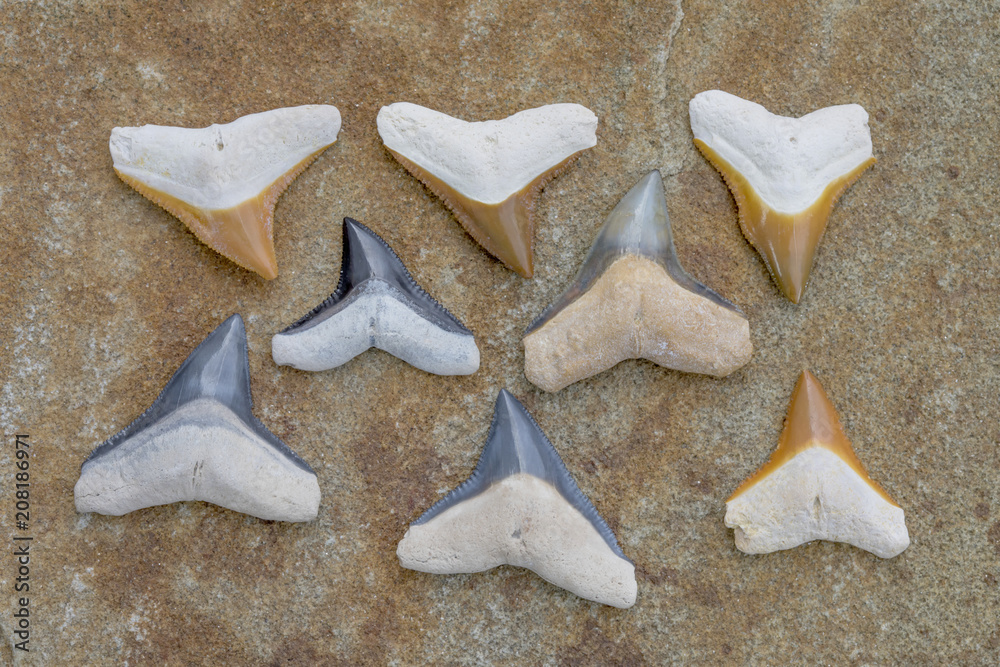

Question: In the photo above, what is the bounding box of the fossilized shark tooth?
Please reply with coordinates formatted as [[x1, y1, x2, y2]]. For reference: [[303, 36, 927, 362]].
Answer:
[[689, 90, 875, 303], [75, 314, 320, 522], [377, 102, 598, 278], [398, 389, 636, 608], [522, 170, 752, 393], [272, 218, 479, 375], [725, 371, 909, 558], [109, 105, 342, 280]]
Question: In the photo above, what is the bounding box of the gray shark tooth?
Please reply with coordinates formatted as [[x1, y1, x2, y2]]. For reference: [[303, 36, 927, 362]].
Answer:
[[272, 218, 480, 375], [523, 170, 753, 392], [397, 389, 636, 609], [75, 314, 320, 522]]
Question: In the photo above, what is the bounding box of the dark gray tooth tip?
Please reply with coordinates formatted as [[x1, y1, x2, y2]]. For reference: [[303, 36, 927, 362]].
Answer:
[[84, 314, 313, 474], [413, 389, 629, 562], [280, 218, 472, 336], [525, 170, 743, 336]]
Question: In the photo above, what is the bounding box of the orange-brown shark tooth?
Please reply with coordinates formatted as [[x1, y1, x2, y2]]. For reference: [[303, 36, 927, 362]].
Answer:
[[110, 105, 342, 280], [689, 91, 875, 303], [725, 371, 909, 558], [377, 102, 598, 278], [523, 170, 752, 392]]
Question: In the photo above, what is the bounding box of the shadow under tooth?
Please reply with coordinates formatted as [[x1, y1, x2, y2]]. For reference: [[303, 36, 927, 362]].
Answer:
[[412, 389, 630, 563], [525, 170, 743, 336], [280, 218, 472, 336], [84, 314, 313, 474]]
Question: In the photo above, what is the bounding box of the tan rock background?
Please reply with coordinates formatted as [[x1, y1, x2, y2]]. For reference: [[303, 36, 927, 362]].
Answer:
[[1, 0, 998, 664]]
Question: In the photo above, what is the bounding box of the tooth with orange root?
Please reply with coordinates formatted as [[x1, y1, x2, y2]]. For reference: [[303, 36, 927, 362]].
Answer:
[[377, 102, 597, 278], [109, 105, 342, 280], [689, 91, 875, 303], [725, 371, 909, 558]]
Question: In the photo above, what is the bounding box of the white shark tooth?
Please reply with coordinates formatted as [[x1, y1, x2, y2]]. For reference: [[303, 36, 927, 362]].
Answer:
[[725, 371, 909, 558], [377, 102, 598, 278], [75, 315, 320, 522], [523, 170, 752, 392], [397, 390, 636, 608], [110, 105, 342, 280], [689, 90, 875, 302], [272, 218, 479, 375]]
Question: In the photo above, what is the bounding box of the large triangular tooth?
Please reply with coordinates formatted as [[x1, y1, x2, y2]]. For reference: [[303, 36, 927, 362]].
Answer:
[[110, 105, 342, 279], [377, 102, 598, 277], [272, 218, 479, 375], [75, 314, 320, 522], [689, 90, 874, 302], [523, 170, 752, 392], [397, 390, 636, 608], [725, 371, 909, 558]]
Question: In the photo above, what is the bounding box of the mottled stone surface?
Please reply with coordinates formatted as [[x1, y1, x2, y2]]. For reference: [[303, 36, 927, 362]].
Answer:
[[1, 0, 998, 664]]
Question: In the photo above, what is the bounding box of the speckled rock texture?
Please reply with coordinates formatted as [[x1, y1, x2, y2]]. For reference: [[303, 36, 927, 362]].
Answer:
[[1, 1, 998, 664]]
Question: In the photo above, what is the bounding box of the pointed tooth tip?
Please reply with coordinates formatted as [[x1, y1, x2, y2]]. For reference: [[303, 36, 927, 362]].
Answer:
[[206, 313, 247, 346], [623, 168, 665, 202], [638, 168, 663, 187], [242, 249, 279, 280], [341, 217, 386, 250], [257, 264, 279, 280], [771, 254, 810, 303], [495, 389, 519, 412], [223, 313, 246, 331]]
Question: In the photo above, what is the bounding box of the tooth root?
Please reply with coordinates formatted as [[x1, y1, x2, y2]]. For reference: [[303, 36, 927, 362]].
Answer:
[[695, 139, 875, 303], [117, 171, 280, 280], [524, 255, 751, 392]]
